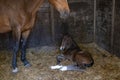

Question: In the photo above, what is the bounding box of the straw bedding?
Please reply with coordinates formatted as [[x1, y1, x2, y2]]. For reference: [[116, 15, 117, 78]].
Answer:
[[0, 43, 119, 80]]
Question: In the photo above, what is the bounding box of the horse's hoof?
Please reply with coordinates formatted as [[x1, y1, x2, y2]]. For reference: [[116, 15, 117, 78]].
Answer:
[[25, 63, 31, 67], [12, 68, 18, 73]]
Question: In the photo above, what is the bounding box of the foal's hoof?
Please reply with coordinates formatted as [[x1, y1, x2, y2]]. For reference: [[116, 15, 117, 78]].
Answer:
[[25, 63, 31, 68], [12, 68, 18, 73]]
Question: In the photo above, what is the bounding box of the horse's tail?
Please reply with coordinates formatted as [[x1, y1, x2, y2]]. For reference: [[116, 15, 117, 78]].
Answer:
[[85, 58, 94, 67]]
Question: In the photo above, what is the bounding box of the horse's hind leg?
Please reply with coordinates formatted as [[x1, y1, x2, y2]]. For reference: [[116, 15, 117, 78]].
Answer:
[[12, 26, 21, 73], [20, 30, 31, 67]]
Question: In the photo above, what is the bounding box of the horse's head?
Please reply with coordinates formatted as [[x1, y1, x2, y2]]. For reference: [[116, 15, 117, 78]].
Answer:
[[60, 35, 72, 51], [48, 0, 70, 19]]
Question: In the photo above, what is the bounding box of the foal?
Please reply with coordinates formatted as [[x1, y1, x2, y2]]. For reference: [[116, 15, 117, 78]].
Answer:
[[56, 35, 94, 70]]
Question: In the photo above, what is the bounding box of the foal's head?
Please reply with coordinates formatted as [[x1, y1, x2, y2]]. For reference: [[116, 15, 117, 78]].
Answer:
[[60, 35, 73, 51], [48, 0, 70, 19]]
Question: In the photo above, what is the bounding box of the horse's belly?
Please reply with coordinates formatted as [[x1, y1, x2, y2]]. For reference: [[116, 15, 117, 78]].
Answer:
[[0, 25, 11, 33], [0, 15, 11, 33]]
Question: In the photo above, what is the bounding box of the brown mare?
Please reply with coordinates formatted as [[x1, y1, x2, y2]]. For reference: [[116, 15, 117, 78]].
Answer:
[[0, 0, 70, 73], [56, 34, 94, 70]]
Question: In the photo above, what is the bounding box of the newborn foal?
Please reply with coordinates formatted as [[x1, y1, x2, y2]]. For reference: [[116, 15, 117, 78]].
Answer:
[[56, 35, 94, 70]]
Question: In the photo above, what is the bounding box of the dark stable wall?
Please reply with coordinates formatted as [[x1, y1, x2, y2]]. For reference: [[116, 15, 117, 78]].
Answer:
[[95, 0, 113, 52], [54, 0, 94, 44], [95, 0, 120, 57], [0, 0, 120, 57], [27, 3, 52, 47], [113, 0, 120, 57]]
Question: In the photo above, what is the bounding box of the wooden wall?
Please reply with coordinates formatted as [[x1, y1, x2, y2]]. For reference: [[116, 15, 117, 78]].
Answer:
[[27, 3, 52, 47], [113, 0, 120, 57], [0, 0, 120, 57], [95, 0, 113, 52], [66, 0, 94, 43], [53, 0, 94, 44], [53, 0, 120, 57], [95, 0, 120, 57]]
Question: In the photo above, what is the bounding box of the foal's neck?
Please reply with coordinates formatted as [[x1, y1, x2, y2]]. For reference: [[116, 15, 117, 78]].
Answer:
[[64, 42, 81, 53], [70, 40, 81, 51]]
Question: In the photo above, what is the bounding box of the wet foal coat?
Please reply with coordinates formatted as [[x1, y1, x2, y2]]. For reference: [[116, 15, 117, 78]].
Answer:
[[57, 35, 94, 69], [0, 0, 70, 73]]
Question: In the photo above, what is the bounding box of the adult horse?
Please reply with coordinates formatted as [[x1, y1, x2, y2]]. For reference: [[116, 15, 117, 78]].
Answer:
[[0, 0, 70, 73]]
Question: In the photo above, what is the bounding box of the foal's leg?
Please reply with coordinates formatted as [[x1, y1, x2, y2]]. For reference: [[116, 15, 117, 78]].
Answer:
[[12, 27, 21, 73], [78, 64, 86, 69], [21, 30, 31, 67], [56, 54, 65, 64], [50, 54, 65, 70]]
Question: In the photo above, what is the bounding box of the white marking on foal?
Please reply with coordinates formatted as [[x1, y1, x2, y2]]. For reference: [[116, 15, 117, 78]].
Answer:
[[60, 66, 67, 71], [60, 65, 85, 71], [51, 65, 85, 72], [60, 46, 64, 50], [50, 65, 63, 69]]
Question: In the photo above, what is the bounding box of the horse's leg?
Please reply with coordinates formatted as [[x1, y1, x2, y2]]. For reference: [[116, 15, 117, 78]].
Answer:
[[12, 27, 21, 73], [20, 15, 35, 67], [20, 30, 31, 67]]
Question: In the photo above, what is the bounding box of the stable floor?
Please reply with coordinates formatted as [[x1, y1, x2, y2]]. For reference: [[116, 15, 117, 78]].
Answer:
[[0, 43, 120, 80]]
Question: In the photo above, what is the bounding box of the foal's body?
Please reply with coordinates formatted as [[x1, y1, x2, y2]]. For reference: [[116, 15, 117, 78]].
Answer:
[[72, 51, 94, 68], [57, 35, 94, 70]]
